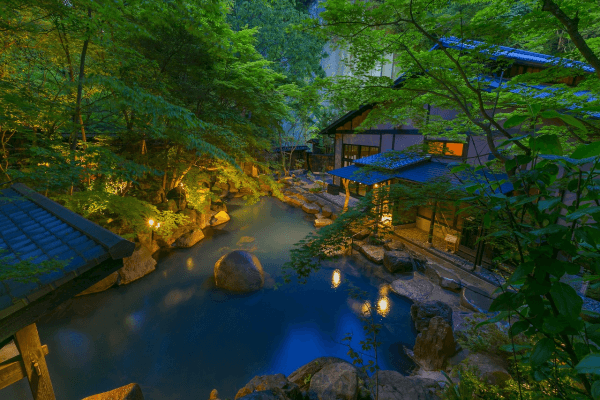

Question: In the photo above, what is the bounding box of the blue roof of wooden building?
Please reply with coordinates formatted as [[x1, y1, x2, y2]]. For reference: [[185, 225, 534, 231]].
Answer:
[[0, 184, 135, 342]]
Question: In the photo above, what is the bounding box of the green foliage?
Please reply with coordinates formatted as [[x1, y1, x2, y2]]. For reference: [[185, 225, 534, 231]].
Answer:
[[54, 190, 188, 239], [0, 249, 69, 284]]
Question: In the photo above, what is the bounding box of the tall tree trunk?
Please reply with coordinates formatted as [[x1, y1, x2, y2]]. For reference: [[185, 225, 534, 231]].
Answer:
[[70, 8, 92, 151]]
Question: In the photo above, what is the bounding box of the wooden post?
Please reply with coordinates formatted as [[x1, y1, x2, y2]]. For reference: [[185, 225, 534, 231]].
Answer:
[[14, 324, 56, 400], [428, 201, 438, 244]]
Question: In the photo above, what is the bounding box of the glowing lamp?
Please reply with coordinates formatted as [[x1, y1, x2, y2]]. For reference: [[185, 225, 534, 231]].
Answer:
[[156, 222, 161, 228], [148, 219, 155, 227]]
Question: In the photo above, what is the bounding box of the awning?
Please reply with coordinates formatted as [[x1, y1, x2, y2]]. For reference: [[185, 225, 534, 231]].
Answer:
[[327, 165, 396, 185]]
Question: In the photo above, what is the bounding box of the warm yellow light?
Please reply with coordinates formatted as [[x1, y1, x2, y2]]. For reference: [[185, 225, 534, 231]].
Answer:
[[378, 297, 389, 314], [380, 213, 392, 225], [156, 222, 161, 228], [374, 184, 378, 188], [332, 269, 341, 289], [186, 257, 194, 270], [148, 219, 155, 227]]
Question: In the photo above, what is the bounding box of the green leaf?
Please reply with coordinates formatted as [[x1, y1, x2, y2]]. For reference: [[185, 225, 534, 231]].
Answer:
[[489, 292, 523, 312], [530, 134, 563, 156], [558, 114, 586, 131], [530, 338, 555, 367], [593, 381, 600, 400], [530, 224, 568, 236], [499, 344, 532, 352], [575, 354, 600, 375], [529, 103, 542, 117], [566, 206, 600, 221], [540, 110, 561, 119], [503, 115, 529, 129], [511, 320, 530, 336], [483, 213, 491, 229], [571, 141, 600, 160], [538, 198, 561, 212], [549, 282, 583, 318]]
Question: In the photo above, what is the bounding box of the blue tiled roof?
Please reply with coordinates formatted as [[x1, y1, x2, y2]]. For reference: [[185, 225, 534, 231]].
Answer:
[[328, 160, 513, 194], [354, 151, 427, 170], [480, 76, 600, 118], [436, 37, 595, 73], [394, 162, 458, 184], [0, 184, 135, 323], [327, 164, 397, 185]]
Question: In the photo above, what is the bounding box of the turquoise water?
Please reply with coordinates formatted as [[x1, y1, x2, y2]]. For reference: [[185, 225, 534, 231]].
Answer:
[[1, 197, 416, 400]]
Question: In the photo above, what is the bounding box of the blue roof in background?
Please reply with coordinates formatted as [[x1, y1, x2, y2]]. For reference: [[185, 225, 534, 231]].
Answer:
[[354, 152, 427, 170], [327, 164, 397, 185], [328, 157, 513, 194], [436, 37, 595, 73], [394, 162, 458, 184]]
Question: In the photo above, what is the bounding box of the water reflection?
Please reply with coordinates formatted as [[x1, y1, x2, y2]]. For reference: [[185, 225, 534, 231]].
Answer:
[[331, 269, 341, 289], [377, 297, 389, 317], [186, 257, 194, 270], [124, 310, 145, 332]]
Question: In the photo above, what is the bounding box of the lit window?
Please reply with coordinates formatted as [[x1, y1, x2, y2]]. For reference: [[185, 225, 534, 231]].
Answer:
[[427, 141, 464, 157]]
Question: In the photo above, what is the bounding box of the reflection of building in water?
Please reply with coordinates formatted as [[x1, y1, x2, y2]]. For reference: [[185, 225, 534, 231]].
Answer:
[[331, 269, 341, 289]]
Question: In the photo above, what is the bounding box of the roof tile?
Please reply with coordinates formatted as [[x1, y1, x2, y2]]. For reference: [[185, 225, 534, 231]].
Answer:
[[4, 279, 39, 299], [37, 270, 66, 286], [64, 256, 86, 274], [46, 244, 70, 258], [82, 245, 105, 261]]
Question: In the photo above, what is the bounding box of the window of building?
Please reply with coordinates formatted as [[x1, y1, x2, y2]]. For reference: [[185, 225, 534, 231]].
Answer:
[[426, 141, 465, 157], [342, 144, 379, 166]]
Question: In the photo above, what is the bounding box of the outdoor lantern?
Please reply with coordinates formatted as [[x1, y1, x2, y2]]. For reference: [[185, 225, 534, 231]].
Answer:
[[156, 222, 161, 228], [381, 213, 392, 225], [148, 219, 155, 227]]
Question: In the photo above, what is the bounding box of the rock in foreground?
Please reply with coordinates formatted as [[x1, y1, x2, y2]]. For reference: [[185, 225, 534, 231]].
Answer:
[[211, 211, 231, 226], [369, 370, 441, 400], [118, 244, 157, 285], [413, 316, 456, 371], [214, 250, 264, 292]]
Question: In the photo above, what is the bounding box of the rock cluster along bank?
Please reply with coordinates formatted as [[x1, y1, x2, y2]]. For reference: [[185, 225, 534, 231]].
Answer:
[[210, 357, 443, 400], [279, 178, 340, 228], [76, 177, 262, 296]]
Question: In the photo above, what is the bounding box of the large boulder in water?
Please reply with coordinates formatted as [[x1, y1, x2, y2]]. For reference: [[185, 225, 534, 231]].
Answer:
[[214, 250, 264, 292]]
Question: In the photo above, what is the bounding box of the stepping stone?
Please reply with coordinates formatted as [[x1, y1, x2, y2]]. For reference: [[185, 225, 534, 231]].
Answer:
[[425, 264, 462, 292], [389, 276, 434, 303], [460, 286, 493, 312]]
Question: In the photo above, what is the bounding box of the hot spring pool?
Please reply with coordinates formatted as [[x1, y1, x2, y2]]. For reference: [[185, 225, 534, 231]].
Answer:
[[1, 197, 416, 400]]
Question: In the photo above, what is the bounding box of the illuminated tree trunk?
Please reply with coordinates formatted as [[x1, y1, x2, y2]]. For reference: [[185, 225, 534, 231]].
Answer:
[[342, 178, 350, 212]]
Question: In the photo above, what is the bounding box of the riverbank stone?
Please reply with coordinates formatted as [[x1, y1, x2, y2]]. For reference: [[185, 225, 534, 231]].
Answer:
[[352, 241, 384, 264], [369, 370, 441, 400], [321, 205, 333, 218], [81, 383, 144, 400], [413, 316, 456, 371], [235, 374, 302, 400], [214, 250, 264, 292], [174, 228, 205, 248], [309, 362, 358, 400], [288, 357, 368, 393], [118, 244, 157, 285], [211, 211, 231, 226], [383, 250, 413, 273], [384, 240, 405, 251], [460, 286, 493, 313], [302, 202, 320, 214], [389, 275, 434, 303], [315, 218, 333, 228], [425, 264, 462, 292], [410, 301, 453, 333]]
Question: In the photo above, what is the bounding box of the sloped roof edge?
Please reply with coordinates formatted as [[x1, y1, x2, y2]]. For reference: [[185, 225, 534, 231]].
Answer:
[[10, 184, 135, 260]]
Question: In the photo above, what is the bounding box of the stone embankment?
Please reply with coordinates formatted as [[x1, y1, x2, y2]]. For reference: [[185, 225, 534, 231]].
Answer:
[[76, 176, 271, 296]]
